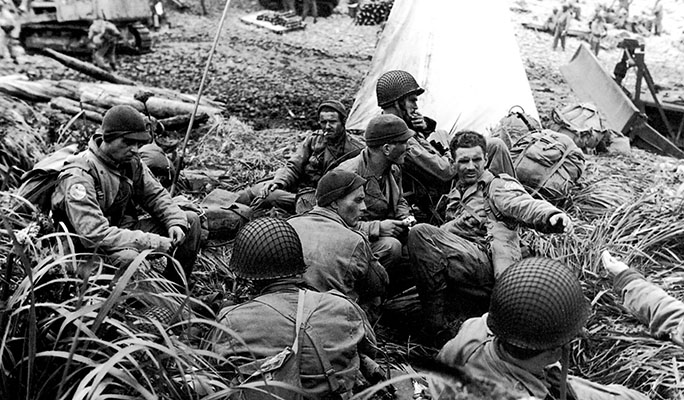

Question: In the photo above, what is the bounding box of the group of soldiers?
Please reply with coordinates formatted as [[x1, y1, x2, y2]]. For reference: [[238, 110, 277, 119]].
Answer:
[[47, 70, 684, 399]]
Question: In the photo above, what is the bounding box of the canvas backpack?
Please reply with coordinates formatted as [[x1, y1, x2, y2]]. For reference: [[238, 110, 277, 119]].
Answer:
[[549, 103, 611, 151], [490, 106, 542, 149], [13, 144, 90, 217], [510, 129, 585, 202]]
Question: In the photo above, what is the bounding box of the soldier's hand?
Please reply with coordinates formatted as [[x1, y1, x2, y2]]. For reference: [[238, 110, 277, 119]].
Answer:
[[157, 237, 173, 253], [259, 181, 279, 198], [601, 250, 629, 276], [379, 220, 407, 237], [409, 111, 428, 131], [549, 213, 572, 233], [168, 226, 186, 246]]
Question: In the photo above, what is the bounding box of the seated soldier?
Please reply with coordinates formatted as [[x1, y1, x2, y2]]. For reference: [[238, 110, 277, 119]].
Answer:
[[376, 70, 516, 186], [602, 250, 684, 348], [335, 114, 414, 273], [51, 105, 202, 286], [212, 217, 380, 399], [288, 170, 389, 317], [437, 257, 649, 400], [407, 131, 570, 342], [236, 100, 364, 214]]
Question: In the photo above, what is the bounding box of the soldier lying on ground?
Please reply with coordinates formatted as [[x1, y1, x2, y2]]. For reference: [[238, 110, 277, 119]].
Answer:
[[407, 131, 571, 344], [437, 257, 649, 400], [288, 170, 389, 320], [335, 114, 415, 275], [376, 70, 515, 220], [602, 250, 684, 348], [236, 100, 364, 214], [51, 105, 201, 286], [212, 217, 385, 399]]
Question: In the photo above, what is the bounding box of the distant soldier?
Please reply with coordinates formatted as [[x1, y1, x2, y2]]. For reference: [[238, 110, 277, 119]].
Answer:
[[602, 251, 684, 348], [652, 0, 663, 36], [544, 7, 560, 32], [437, 257, 649, 400], [88, 19, 121, 71], [301, 0, 318, 23], [0, 0, 26, 63], [589, 12, 608, 56], [552, 4, 572, 51]]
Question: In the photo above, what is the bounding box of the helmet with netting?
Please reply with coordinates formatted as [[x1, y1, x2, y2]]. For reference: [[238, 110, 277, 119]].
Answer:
[[376, 70, 425, 108], [230, 217, 306, 280], [487, 257, 590, 350]]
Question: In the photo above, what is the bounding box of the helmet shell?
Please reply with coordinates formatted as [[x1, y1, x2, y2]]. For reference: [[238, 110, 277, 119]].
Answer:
[[230, 217, 306, 280], [487, 257, 590, 350], [376, 70, 425, 108]]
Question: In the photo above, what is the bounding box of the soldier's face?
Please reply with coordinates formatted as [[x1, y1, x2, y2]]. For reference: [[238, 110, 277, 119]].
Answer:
[[385, 140, 409, 165], [333, 186, 366, 227], [103, 137, 143, 163], [319, 111, 344, 143], [454, 146, 487, 185]]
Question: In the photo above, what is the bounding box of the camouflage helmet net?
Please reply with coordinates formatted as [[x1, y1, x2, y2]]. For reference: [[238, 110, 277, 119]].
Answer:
[[487, 257, 590, 350], [376, 70, 425, 108], [229, 217, 306, 280]]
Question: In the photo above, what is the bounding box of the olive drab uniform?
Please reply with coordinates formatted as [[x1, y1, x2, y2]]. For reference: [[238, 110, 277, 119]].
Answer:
[[407, 171, 564, 334], [437, 315, 650, 400], [614, 268, 684, 348], [51, 135, 201, 283], [288, 206, 389, 308], [236, 131, 364, 213], [213, 281, 377, 399], [335, 148, 412, 271]]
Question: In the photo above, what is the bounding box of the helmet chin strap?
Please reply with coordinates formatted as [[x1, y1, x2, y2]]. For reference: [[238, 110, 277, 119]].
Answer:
[[559, 343, 569, 400]]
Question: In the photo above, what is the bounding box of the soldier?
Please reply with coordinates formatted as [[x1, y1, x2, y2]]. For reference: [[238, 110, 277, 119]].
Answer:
[[589, 12, 608, 56], [0, 0, 26, 63], [552, 4, 572, 51], [88, 19, 121, 71], [335, 114, 414, 273], [51, 105, 202, 286], [236, 100, 364, 214], [602, 250, 684, 348], [212, 217, 380, 399], [652, 0, 663, 36], [437, 257, 649, 400], [288, 170, 389, 317], [407, 131, 570, 342]]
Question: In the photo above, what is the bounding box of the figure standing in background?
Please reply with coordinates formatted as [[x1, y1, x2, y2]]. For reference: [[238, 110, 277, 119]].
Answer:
[[88, 19, 121, 71], [552, 4, 572, 51], [652, 0, 663, 36], [301, 0, 318, 23], [589, 12, 608, 56]]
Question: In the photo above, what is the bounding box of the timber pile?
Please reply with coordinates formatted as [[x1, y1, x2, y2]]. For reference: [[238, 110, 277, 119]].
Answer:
[[0, 75, 225, 125]]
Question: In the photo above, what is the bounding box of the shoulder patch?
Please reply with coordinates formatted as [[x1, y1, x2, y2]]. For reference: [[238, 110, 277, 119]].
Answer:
[[69, 183, 87, 201]]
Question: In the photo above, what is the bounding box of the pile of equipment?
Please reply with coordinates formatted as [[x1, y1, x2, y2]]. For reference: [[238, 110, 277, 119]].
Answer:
[[355, 0, 394, 25]]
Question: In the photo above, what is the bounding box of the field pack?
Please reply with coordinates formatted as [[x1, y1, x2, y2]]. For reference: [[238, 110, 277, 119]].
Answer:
[[13, 144, 88, 217], [199, 188, 252, 240], [510, 129, 586, 201], [549, 103, 611, 151], [490, 106, 542, 149]]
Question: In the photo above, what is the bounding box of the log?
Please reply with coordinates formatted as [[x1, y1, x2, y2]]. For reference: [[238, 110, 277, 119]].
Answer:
[[0, 75, 72, 102], [49, 97, 104, 122], [41, 48, 138, 86], [159, 112, 209, 130]]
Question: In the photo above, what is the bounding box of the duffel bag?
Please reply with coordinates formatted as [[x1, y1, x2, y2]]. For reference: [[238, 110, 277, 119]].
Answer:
[[511, 129, 586, 201]]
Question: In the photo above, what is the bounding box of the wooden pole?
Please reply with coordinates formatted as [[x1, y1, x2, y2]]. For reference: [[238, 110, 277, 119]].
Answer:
[[170, 0, 232, 196]]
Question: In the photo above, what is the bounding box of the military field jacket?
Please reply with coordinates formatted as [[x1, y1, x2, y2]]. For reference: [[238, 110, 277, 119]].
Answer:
[[442, 171, 562, 244], [52, 136, 187, 252], [336, 149, 411, 240], [615, 269, 684, 348], [403, 132, 457, 186], [213, 282, 376, 397], [288, 207, 389, 302], [272, 131, 364, 191], [437, 315, 649, 400]]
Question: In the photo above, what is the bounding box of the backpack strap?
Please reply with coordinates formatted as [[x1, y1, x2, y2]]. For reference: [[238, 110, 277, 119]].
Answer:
[[529, 145, 574, 198]]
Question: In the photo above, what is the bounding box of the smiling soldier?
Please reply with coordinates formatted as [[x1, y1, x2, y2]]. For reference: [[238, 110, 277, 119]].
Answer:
[[407, 131, 571, 344], [51, 105, 201, 286]]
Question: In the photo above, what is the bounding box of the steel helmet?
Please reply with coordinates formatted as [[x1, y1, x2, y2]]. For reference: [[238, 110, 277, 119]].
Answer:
[[376, 70, 425, 108], [229, 217, 306, 280], [487, 257, 590, 350]]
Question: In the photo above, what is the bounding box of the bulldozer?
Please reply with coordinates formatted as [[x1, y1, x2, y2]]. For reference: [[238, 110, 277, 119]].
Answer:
[[19, 0, 153, 54]]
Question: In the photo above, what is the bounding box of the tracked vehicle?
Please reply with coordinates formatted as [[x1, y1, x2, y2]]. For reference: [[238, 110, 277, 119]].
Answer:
[[19, 0, 152, 54]]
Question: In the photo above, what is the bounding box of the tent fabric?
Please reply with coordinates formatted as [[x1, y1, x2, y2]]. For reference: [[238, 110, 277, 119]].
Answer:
[[346, 0, 539, 137]]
